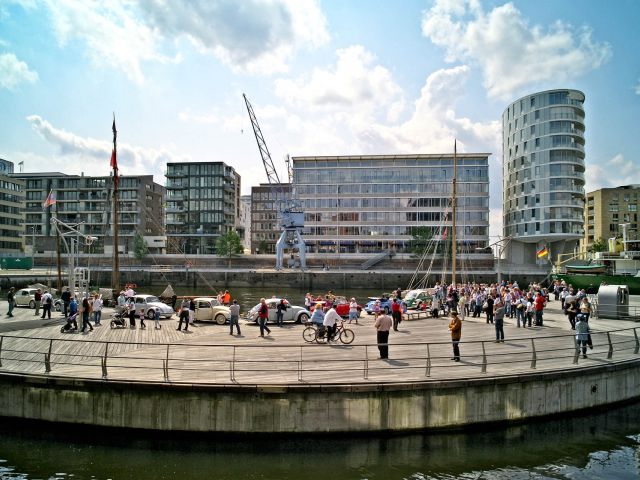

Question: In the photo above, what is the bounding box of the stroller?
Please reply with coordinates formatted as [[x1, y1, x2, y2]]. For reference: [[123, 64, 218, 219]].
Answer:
[[60, 313, 79, 333], [110, 311, 128, 329]]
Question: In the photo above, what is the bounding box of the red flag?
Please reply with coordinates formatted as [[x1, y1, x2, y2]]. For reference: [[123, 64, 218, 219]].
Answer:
[[42, 189, 56, 210]]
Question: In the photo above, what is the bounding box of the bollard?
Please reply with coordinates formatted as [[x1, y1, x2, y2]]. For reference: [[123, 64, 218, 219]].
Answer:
[[425, 343, 431, 377]]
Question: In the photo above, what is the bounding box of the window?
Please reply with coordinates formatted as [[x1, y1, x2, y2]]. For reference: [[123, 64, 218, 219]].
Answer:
[[609, 204, 619, 212], [629, 204, 638, 212], [535, 138, 540, 148], [530, 97, 535, 107], [530, 125, 535, 135], [534, 109, 540, 120]]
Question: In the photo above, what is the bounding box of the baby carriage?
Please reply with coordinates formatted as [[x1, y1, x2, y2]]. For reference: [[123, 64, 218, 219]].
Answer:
[[60, 313, 78, 333], [110, 311, 128, 329]]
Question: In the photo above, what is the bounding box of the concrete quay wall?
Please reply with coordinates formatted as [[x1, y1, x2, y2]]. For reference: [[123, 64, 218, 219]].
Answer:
[[1, 360, 638, 433]]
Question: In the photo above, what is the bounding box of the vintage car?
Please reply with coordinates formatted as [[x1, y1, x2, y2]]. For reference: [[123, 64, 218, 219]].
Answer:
[[364, 295, 394, 315], [309, 296, 362, 318], [194, 297, 231, 325], [246, 298, 311, 324], [14, 288, 39, 308], [403, 289, 433, 310], [132, 294, 176, 319]]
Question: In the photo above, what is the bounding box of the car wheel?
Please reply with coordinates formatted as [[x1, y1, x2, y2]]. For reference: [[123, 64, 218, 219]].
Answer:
[[416, 301, 422, 310], [54, 302, 61, 312], [29, 300, 35, 309], [146, 309, 155, 319], [297, 313, 309, 324], [215, 313, 227, 325]]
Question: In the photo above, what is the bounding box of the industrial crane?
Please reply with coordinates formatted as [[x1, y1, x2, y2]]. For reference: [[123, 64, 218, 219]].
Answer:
[[243, 93, 306, 270]]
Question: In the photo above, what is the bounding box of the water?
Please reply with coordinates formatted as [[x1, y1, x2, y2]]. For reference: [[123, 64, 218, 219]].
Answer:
[[0, 401, 639, 479]]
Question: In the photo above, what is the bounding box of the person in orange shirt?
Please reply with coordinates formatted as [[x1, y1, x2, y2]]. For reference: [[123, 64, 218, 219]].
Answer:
[[222, 290, 231, 305], [449, 311, 462, 362]]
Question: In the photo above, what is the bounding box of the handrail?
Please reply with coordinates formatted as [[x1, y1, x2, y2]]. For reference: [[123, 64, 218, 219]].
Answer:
[[0, 328, 638, 385]]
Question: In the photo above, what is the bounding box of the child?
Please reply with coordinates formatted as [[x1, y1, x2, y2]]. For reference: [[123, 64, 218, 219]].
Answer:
[[154, 308, 161, 330], [139, 308, 146, 329]]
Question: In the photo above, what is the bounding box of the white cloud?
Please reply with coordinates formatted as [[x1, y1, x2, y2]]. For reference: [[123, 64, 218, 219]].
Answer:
[[585, 154, 640, 192], [26, 115, 184, 182], [0, 52, 38, 89], [178, 110, 218, 124], [275, 45, 403, 121], [39, 0, 328, 82], [422, 0, 611, 99]]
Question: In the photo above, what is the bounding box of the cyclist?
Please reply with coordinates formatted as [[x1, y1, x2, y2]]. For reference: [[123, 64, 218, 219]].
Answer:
[[310, 303, 325, 326], [323, 306, 341, 343]]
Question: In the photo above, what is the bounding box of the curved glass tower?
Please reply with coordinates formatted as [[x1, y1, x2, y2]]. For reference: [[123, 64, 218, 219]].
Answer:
[[502, 89, 585, 263]]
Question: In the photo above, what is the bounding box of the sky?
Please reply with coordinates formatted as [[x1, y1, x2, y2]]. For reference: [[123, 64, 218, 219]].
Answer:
[[1, 0, 639, 240]]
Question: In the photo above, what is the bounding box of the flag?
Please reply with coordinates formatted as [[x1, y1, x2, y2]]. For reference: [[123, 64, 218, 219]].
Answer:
[[111, 115, 118, 190], [42, 189, 56, 210], [536, 246, 549, 258]]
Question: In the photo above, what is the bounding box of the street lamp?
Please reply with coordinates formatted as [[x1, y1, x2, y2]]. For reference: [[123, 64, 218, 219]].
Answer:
[[31, 226, 36, 267]]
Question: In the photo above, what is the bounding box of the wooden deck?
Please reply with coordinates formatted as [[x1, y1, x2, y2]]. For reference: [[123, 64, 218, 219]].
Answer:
[[1, 302, 638, 386]]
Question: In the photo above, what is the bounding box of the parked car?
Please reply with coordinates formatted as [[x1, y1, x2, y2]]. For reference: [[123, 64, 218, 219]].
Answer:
[[364, 295, 394, 315], [403, 289, 433, 310], [310, 296, 362, 318], [131, 294, 176, 319], [246, 298, 310, 324], [14, 288, 38, 308], [194, 297, 231, 325]]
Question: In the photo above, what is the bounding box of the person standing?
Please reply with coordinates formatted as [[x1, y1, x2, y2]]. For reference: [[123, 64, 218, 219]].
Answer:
[[229, 300, 241, 335], [69, 297, 78, 319], [153, 308, 162, 330], [189, 298, 196, 326], [61, 287, 71, 318], [128, 303, 137, 329], [6, 287, 15, 317], [449, 311, 462, 362], [276, 299, 287, 327], [92, 294, 103, 326], [374, 311, 393, 359], [41, 290, 53, 319], [575, 315, 590, 359], [177, 299, 190, 331], [348, 298, 359, 324], [138, 308, 146, 329], [34, 289, 42, 316], [170, 294, 178, 312], [257, 298, 271, 337], [391, 298, 402, 331], [485, 295, 494, 324], [80, 297, 94, 332], [494, 301, 505, 343], [534, 290, 545, 326], [323, 306, 341, 343]]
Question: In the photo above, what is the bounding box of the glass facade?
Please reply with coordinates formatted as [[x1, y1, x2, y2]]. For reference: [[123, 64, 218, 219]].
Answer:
[[292, 154, 490, 254], [165, 162, 240, 254], [502, 90, 586, 243]]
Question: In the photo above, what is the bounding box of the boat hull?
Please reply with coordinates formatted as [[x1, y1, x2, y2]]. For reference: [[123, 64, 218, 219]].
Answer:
[[552, 273, 640, 295]]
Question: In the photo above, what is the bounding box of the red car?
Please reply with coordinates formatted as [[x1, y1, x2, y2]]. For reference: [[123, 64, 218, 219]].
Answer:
[[310, 296, 362, 318]]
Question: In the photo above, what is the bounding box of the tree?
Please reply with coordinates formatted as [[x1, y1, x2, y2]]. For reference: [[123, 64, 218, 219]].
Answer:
[[589, 237, 607, 253], [408, 227, 436, 256], [258, 239, 268, 254], [133, 233, 149, 260], [216, 230, 243, 264]]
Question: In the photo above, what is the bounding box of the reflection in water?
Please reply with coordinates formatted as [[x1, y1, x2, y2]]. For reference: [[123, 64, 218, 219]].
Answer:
[[0, 402, 639, 479]]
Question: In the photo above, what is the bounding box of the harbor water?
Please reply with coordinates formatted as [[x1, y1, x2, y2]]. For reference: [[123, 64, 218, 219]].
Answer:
[[0, 401, 639, 479]]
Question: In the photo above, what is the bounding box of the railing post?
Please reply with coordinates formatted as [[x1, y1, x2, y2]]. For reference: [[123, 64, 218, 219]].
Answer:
[[634, 328, 639, 355], [425, 344, 431, 377], [298, 346, 303, 382], [530, 338, 537, 369], [607, 332, 613, 359], [573, 338, 580, 364], [44, 339, 53, 373], [364, 346, 369, 380], [164, 344, 170, 381], [0, 336, 4, 367], [481, 341, 487, 374], [101, 342, 109, 378], [230, 346, 236, 382]]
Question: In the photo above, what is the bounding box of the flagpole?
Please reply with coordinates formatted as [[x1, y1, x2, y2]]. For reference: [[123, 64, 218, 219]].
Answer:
[[111, 114, 120, 292], [451, 140, 457, 288]]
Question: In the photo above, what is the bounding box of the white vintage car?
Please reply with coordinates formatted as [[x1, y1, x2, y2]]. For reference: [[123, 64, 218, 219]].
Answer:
[[194, 297, 231, 324], [246, 298, 311, 324], [132, 294, 176, 319]]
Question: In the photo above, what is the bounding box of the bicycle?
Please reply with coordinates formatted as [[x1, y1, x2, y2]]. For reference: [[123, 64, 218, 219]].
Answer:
[[302, 322, 320, 343], [315, 321, 355, 344]]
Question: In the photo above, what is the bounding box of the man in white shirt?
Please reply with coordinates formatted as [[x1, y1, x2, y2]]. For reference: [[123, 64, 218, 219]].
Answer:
[[323, 307, 341, 343]]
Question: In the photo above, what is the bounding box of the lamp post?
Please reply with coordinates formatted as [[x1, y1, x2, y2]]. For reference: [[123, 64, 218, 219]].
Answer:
[[31, 226, 36, 267]]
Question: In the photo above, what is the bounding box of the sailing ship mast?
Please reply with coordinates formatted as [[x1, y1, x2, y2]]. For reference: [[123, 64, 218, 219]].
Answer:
[[451, 140, 457, 287], [111, 115, 120, 291]]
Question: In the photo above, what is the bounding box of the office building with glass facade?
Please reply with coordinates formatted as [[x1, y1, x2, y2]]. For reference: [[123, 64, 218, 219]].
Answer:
[[165, 162, 240, 254], [0, 159, 25, 254], [250, 183, 292, 254], [292, 154, 490, 254], [502, 89, 586, 264], [12, 172, 165, 255]]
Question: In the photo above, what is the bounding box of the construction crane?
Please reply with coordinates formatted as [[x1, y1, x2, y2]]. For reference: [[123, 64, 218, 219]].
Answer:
[[242, 93, 306, 270]]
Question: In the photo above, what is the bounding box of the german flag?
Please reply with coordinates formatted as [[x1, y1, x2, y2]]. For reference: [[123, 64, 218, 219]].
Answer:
[[536, 246, 549, 258]]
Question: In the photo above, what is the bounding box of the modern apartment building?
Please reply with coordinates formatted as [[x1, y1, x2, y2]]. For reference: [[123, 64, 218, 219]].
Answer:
[[165, 162, 240, 254], [291, 154, 490, 254], [12, 172, 165, 255], [0, 159, 25, 254], [502, 89, 586, 264], [250, 183, 292, 254], [582, 185, 639, 251], [239, 194, 251, 252]]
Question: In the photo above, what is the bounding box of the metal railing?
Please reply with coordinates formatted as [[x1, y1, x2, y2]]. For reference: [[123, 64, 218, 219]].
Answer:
[[0, 328, 638, 386]]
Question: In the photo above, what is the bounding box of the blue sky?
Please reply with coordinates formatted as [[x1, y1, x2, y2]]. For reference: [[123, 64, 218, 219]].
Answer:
[[1, 0, 639, 239]]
